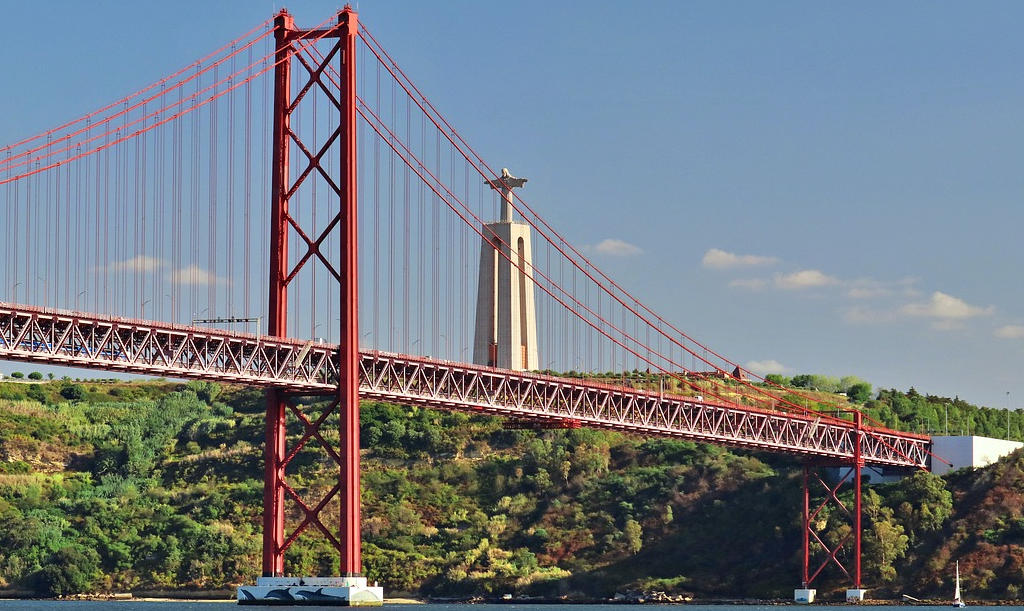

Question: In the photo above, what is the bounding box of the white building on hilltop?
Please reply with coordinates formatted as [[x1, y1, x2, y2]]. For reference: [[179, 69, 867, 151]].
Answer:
[[851, 435, 1023, 485], [930, 435, 1023, 475]]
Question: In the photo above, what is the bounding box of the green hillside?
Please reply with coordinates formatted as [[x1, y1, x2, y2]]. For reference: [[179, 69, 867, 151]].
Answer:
[[0, 373, 1020, 600]]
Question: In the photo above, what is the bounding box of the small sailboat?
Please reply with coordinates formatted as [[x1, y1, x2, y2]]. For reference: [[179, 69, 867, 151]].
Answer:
[[953, 560, 966, 608]]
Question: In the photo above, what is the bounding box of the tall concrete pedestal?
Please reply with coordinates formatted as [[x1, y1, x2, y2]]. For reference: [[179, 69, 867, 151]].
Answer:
[[238, 576, 383, 606], [473, 169, 538, 371], [793, 588, 815, 604]]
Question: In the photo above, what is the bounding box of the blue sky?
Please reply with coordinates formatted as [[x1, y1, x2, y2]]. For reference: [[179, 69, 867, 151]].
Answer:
[[3, 1, 1023, 410]]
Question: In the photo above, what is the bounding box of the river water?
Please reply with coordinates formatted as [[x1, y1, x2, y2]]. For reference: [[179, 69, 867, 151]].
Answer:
[[0, 604, 1006, 610]]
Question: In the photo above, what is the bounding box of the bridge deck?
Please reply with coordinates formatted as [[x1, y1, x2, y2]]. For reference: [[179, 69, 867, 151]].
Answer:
[[0, 302, 930, 468]]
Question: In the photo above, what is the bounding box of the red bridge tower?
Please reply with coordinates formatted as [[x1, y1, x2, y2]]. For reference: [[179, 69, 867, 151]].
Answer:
[[240, 6, 382, 605]]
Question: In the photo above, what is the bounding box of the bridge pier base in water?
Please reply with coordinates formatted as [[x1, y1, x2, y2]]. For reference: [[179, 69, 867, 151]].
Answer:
[[793, 588, 816, 604], [238, 577, 384, 606], [846, 588, 868, 602]]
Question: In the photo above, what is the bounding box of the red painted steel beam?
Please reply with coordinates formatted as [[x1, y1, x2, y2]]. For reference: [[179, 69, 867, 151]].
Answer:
[[504, 417, 582, 430], [802, 466, 810, 588], [337, 5, 361, 578], [264, 9, 295, 577], [0, 303, 931, 469]]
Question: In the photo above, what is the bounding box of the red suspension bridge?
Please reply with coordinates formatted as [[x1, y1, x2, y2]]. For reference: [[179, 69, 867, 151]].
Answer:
[[0, 8, 930, 604]]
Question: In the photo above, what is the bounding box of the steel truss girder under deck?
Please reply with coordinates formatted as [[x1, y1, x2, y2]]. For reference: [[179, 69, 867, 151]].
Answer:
[[0, 302, 930, 469], [0, 302, 339, 391]]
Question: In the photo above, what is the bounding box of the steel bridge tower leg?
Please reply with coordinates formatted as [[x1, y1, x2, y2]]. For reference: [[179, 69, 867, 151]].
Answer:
[[802, 466, 810, 586], [795, 466, 815, 604], [262, 8, 294, 579], [848, 410, 866, 602], [338, 4, 361, 578]]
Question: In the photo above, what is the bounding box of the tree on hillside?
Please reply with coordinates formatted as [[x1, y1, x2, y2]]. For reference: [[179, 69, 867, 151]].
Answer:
[[186, 380, 222, 405], [889, 471, 952, 543], [26, 384, 46, 404], [32, 546, 100, 596], [847, 382, 873, 403], [624, 519, 643, 554], [790, 374, 841, 392], [790, 374, 813, 388], [861, 489, 909, 583], [60, 384, 86, 402]]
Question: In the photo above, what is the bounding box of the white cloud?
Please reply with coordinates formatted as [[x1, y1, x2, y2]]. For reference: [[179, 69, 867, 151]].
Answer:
[[847, 286, 889, 299], [98, 255, 165, 273], [745, 359, 789, 375], [842, 306, 899, 325], [729, 278, 768, 290], [594, 238, 642, 256], [995, 325, 1024, 339], [900, 291, 994, 321], [701, 248, 779, 269], [774, 269, 839, 290], [845, 293, 995, 330], [168, 265, 230, 286], [711, 259, 998, 332], [846, 277, 918, 299]]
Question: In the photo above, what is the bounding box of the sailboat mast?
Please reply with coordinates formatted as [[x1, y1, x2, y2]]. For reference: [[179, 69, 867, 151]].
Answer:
[[955, 561, 962, 601]]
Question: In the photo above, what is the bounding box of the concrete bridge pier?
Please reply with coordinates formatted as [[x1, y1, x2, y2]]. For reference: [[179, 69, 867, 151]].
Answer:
[[238, 577, 383, 606]]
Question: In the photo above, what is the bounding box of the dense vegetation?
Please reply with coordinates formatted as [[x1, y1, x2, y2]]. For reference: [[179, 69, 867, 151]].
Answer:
[[0, 373, 1022, 600]]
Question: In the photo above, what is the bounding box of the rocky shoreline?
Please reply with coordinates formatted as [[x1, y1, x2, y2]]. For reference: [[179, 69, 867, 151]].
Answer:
[[2, 587, 1021, 605]]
